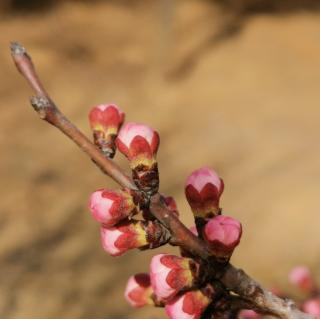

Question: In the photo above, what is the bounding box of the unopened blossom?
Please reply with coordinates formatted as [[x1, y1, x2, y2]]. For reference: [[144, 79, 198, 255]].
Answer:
[[101, 220, 168, 257], [289, 266, 315, 293], [185, 167, 224, 218], [88, 189, 137, 227], [302, 298, 320, 319], [150, 254, 199, 301], [165, 290, 211, 319], [116, 122, 159, 168], [124, 273, 154, 308], [203, 215, 242, 259], [116, 122, 160, 194], [89, 104, 124, 157], [100, 221, 148, 257]]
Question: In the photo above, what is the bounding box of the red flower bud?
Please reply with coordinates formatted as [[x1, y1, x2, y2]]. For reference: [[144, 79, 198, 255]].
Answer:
[[124, 273, 154, 308], [89, 104, 124, 130], [116, 122, 159, 168], [185, 167, 224, 218], [88, 189, 137, 227], [89, 104, 125, 158], [100, 221, 148, 257], [165, 290, 211, 319], [150, 254, 199, 301], [289, 266, 315, 293], [116, 122, 160, 194], [203, 215, 242, 259], [100, 220, 169, 257], [302, 298, 320, 319]]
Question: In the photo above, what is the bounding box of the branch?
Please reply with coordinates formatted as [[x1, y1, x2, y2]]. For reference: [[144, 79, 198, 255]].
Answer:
[[10, 42, 313, 319], [10, 42, 134, 191], [221, 265, 310, 319]]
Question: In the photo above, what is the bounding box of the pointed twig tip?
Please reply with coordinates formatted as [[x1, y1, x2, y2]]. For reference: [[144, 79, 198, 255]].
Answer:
[[10, 42, 26, 56]]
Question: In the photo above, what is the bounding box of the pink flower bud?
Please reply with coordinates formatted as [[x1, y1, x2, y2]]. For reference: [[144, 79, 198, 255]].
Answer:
[[238, 310, 262, 319], [289, 266, 315, 293], [89, 104, 125, 158], [100, 221, 148, 257], [100, 220, 169, 257], [203, 215, 242, 258], [165, 290, 211, 319], [116, 122, 160, 168], [89, 104, 124, 130], [150, 254, 199, 301], [88, 189, 137, 227], [302, 298, 320, 319], [185, 167, 224, 218], [124, 273, 154, 308], [116, 122, 160, 194]]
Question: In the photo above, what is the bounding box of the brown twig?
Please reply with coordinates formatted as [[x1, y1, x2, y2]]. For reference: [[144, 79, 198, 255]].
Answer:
[[11, 42, 134, 191], [220, 265, 311, 319], [10, 42, 313, 319]]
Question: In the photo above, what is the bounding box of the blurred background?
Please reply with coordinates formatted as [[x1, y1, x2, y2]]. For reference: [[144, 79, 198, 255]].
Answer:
[[1, 0, 320, 318]]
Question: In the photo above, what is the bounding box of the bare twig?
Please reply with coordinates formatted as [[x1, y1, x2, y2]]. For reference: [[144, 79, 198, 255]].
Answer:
[[10, 42, 134, 190], [221, 265, 310, 319], [10, 42, 313, 319]]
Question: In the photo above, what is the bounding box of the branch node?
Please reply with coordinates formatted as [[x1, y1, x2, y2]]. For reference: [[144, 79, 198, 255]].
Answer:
[[30, 96, 51, 119]]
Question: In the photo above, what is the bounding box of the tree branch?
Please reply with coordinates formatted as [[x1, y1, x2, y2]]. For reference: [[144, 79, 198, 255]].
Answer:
[[10, 42, 313, 319], [221, 265, 310, 319], [11, 42, 135, 191]]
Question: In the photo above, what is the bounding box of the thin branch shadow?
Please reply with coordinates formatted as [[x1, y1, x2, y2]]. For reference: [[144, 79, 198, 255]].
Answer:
[[167, 13, 244, 80], [167, 0, 320, 80]]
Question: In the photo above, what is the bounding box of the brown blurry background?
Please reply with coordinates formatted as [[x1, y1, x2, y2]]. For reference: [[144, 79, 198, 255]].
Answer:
[[1, 0, 320, 318]]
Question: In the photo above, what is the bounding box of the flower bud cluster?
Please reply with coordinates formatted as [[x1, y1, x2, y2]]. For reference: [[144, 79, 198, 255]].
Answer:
[[88, 107, 170, 258], [89, 104, 160, 195], [185, 167, 242, 261], [89, 189, 170, 256], [125, 253, 213, 319], [122, 167, 242, 318], [87, 106, 255, 319], [89, 188, 140, 256]]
